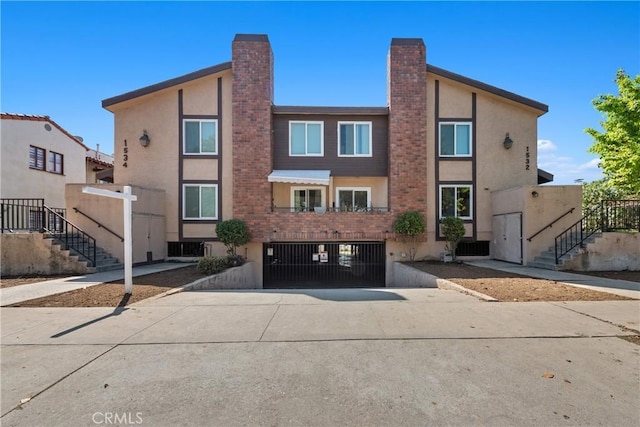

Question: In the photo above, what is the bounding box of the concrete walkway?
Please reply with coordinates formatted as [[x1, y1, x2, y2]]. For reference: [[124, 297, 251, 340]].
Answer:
[[2, 288, 639, 426], [0, 262, 194, 306], [467, 259, 640, 299]]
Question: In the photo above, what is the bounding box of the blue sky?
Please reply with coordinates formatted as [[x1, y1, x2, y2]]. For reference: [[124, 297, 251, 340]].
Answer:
[[2, 1, 638, 185]]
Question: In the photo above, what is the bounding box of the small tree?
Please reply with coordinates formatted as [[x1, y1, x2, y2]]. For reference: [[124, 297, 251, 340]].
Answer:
[[393, 211, 425, 261], [586, 69, 640, 194], [215, 219, 250, 257], [441, 217, 465, 261]]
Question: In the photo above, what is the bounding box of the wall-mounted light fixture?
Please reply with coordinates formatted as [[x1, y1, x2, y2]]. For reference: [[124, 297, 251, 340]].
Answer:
[[139, 130, 151, 147], [503, 133, 513, 149], [531, 190, 539, 198]]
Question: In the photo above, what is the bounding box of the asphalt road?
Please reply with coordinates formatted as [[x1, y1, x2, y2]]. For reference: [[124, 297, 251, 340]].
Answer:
[[1, 288, 639, 426]]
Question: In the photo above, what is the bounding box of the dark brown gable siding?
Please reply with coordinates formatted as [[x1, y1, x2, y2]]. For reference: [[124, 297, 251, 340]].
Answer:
[[272, 114, 388, 176]]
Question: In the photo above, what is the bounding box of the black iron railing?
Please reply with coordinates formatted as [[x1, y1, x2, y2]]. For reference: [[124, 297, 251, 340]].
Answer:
[[272, 206, 389, 213], [1, 198, 95, 266], [73, 207, 124, 242], [555, 199, 639, 264], [43, 206, 96, 267]]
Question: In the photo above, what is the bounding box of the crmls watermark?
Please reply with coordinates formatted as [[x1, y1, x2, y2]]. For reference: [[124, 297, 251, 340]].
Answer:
[[92, 412, 143, 425]]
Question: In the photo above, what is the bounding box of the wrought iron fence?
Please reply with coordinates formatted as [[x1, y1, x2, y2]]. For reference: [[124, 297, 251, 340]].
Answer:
[[272, 206, 389, 213], [555, 199, 639, 263], [1, 198, 95, 266]]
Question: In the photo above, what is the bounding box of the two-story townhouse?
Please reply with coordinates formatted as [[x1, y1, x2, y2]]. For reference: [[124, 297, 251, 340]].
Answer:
[[86, 34, 579, 287]]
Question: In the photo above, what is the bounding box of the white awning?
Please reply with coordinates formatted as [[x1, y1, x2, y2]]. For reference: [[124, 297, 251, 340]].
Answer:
[[267, 170, 331, 186]]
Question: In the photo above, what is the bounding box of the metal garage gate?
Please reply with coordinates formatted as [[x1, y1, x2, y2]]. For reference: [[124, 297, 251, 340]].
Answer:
[[263, 242, 386, 288]]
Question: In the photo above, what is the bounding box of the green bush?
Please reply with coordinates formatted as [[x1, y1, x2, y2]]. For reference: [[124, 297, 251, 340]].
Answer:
[[196, 256, 231, 275], [215, 219, 250, 256], [393, 211, 426, 261], [441, 217, 465, 260]]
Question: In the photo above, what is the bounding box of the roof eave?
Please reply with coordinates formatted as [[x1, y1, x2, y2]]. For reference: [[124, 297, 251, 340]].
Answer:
[[426, 64, 549, 114], [102, 61, 232, 109]]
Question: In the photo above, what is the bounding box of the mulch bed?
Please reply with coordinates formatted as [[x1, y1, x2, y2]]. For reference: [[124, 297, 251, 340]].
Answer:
[[8, 265, 203, 308]]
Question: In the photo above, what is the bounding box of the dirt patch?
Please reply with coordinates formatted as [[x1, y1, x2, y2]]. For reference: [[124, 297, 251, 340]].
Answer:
[[410, 261, 635, 302], [6, 262, 637, 307], [619, 335, 640, 346], [1, 275, 73, 288], [8, 266, 203, 308]]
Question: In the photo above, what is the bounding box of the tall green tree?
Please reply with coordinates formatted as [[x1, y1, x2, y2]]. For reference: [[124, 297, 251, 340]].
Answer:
[[581, 178, 628, 211], [586, 69, 640, 194]]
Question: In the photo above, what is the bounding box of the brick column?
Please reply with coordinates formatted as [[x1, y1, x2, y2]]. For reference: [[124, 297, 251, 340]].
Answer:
[[232, 34, 274, 239], [387, 38, 428, 215]]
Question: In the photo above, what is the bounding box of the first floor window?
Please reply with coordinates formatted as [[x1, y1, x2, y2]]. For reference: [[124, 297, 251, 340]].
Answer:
[[290, 121, 323, 156], [48, 151, 63, 174], [338, 122, 372, 156], [440, 185, 472, 219], [440, 122, 471, 156], [337, 188, 370, 211], [184, 119, 217, 154], [183, 184, 218, 219], [29, 145, 45, 170], [292, 187, 324, 212]]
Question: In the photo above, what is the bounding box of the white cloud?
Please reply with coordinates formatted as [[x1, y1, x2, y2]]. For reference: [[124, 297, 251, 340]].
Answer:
[[536, 139, 603, 184], [537, 139, 557, 152]]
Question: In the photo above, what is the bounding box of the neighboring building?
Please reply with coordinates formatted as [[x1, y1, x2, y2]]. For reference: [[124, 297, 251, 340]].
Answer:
[[86, 146, 114, 184], [1, 113, 88, 209], [79, 34, 588, 286]]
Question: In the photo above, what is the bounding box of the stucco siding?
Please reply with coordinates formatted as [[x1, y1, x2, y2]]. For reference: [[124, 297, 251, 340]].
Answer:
[[1, 118, 87, 209]]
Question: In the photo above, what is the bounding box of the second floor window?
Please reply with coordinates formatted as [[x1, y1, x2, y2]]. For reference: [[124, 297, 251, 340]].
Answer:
[[29, 145, 45, 170], [48, 151, 63, 174], [290, 121, 323, 156], [292, 187, 324, 212], [338, 122, 372, 156], [183, 184, 218, 220], [440, 123, 471, 157], [337, 187, 371, 211], [184, 119, 217, 155]]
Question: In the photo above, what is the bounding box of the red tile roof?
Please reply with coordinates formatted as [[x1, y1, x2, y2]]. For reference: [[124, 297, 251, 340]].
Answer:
[[1, 113, 89, 150]]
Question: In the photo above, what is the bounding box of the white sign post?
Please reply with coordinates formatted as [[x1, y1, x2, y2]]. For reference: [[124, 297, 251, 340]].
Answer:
[[82, 185, 138, 294]]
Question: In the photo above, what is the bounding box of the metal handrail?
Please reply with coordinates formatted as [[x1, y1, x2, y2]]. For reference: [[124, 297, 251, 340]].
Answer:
[[44, 206, 96, 267], [272, 206, 389, 213], [554, 199, 639, 264], [73, 207, 124, 242], [526, 208, 575, 242]]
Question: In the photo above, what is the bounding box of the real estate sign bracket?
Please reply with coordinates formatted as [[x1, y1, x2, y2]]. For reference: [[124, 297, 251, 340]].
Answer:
[[82, 185, 138, 294]]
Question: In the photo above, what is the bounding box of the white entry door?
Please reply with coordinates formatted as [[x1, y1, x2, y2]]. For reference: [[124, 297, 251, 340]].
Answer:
[[492, 213, 522, 264]]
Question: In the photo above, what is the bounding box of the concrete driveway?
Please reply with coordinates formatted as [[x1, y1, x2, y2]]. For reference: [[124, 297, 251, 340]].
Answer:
[[1, 288, 639, 426]]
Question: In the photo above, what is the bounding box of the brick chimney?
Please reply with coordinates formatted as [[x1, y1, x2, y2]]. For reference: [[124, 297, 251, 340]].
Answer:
[[232, 34, 274, 237], [387, 38, 428, 215]]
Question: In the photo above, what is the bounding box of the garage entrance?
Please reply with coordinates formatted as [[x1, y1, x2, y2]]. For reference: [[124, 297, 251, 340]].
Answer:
[[263, 242, 386, 288]]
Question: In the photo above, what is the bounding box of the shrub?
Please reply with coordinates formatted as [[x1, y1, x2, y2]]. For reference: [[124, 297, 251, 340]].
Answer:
[[197, 256, 231, 275], [441, 217, 465, 260], [215, 219, 250, 256], [393, 211, 425, 261]]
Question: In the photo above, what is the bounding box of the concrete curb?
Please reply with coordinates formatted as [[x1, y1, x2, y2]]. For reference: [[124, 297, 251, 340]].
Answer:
[[435, 278, 499, 302]]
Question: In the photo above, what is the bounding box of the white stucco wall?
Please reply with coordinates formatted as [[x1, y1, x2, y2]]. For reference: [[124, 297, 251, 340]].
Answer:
[[1, 118, 87, 209]]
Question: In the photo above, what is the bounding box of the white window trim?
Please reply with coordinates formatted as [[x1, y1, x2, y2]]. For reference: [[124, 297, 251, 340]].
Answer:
[[337, 121, 373, 157], [290, 186, 326, 212], [183, 119, 218, 155], [335, 187, 372, 211], [289, 121, 324, 157], [438, 185, 473, 220], [182, 184, 218, 220], [439, 122, 472, 157]]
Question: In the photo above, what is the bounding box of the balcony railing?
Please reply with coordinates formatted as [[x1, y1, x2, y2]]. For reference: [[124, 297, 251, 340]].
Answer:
[[272, 206, 389, 214]]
